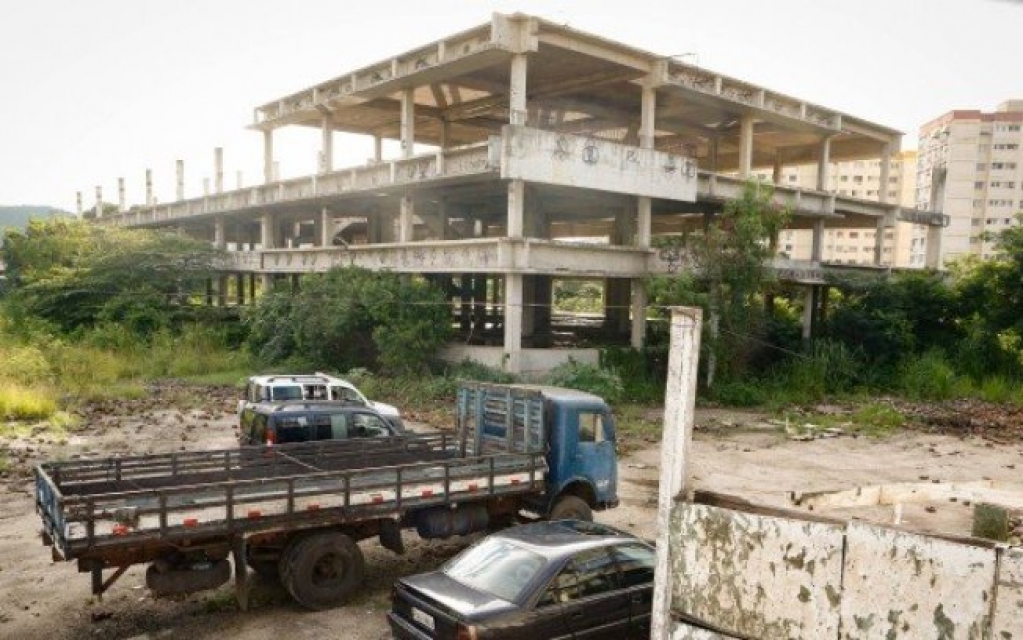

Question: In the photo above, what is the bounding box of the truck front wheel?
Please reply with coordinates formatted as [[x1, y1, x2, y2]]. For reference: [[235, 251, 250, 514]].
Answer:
[[549, 495, 593, 522], [279, 531, 365, 610]]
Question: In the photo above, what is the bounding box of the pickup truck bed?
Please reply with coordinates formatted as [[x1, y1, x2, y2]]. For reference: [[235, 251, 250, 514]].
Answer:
[[37, 433, 545, 561]]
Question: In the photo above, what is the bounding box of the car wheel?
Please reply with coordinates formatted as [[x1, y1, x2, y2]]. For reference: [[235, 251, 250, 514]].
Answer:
[[279, 531, 365, 610], [549, 495, 592, 522]]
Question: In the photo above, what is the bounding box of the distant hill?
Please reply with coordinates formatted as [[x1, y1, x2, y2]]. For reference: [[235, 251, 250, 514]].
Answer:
[[0, 205, 72, 231]]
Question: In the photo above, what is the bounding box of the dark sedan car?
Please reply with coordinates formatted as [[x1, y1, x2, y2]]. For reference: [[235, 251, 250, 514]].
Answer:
[[388, 520, 655, 640]]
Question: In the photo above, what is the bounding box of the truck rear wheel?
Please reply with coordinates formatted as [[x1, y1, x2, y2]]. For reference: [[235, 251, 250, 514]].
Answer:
[[549, 495, 593, 522], [279, 532, 364, 610]]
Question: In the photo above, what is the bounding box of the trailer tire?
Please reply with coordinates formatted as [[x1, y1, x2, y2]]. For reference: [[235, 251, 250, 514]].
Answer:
[[549, 495, 593, 522], [279, 532, 364, 610]]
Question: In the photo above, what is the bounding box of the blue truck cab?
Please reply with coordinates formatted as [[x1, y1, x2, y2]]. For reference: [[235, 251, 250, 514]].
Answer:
[[457, 382, 619, 520]]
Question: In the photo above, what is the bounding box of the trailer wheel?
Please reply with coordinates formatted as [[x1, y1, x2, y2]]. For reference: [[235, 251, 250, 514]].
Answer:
[[549, 495, 592, 522], [279, 532, 364, 610]]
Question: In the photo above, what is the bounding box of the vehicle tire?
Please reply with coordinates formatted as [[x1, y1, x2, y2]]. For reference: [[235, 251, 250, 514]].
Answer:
[[279, 532, 365, 610], [549, 495, 593, 522]]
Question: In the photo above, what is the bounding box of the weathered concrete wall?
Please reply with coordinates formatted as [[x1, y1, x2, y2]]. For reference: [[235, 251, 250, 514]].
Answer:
[[666, 502, 1018, 640], [994, 548, 1023, 639], [841, 522, 996, 639], [669, 503, 845, 638], [501, 125, 697, 201]]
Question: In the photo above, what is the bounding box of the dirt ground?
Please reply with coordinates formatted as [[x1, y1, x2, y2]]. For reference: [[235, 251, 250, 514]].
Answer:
[[0, 386, 1020, 640]]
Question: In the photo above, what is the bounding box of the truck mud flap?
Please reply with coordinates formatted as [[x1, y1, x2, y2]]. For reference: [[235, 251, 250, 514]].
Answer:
[[380, 518, 405, 555]]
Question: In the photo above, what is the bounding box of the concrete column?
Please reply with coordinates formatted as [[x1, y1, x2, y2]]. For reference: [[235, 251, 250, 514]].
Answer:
[[925, 225, 943, 269], [604, 279, 630, 333], [639, 86, 657, 149], [95, 186, 103, 218], [260, 213, 274, 250], [176, 160, 184, 201], [214, 217, 226, 249], [522, 276, 537, 338], [801, 286, 815, 342], [320, 208, 331, 246], [440, 120, 451, 149], [76, 191, 83, 218], [637, 198, 652, 249], [321, 116, 333, 173], [236, 171, 243, 189], [878, 143, 892, 204], [235, 273, 245, 306], [738, 114, 755, 178], [507, 179, 525, 238], [534, 275, 552, 340], [816, 136, 831, 191], [118, 178, 126, 213], [373, 135, 383, 163], [811, 218, 825, 262], [263, 130, 274, 183], [214, 147, 224, 193], [145, 169, 154, 205], [874, 217, 886, 266], [772, 152, 783, 185], [203, 178, 210, 196], [399, 195, 415, 243], [504, 274, 523, 374], [400, 88, 415, 159], [509, 53, 528, 126], [631, 280, 647, 348], [709, 137, 720, 172]]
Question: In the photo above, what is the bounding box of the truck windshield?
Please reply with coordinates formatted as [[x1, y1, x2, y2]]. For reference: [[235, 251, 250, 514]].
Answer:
[[442, 538, 546, 603]]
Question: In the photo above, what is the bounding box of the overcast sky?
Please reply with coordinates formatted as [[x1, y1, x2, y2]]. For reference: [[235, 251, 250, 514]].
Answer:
[[2, 0, 1021, 211]]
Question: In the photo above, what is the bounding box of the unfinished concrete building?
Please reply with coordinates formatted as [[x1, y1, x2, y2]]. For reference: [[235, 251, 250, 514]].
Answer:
[[92, 13, 945, 374]]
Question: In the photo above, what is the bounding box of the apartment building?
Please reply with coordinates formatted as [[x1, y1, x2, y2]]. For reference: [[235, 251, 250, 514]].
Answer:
[[759, 150, 925, 267], [917, 100, 1023, 265]]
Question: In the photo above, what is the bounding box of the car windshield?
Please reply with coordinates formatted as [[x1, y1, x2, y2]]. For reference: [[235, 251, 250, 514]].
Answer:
[[443, 537, 546, 603]]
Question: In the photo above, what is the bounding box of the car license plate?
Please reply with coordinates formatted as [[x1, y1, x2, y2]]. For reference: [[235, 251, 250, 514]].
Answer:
[[412, 607, 435, 631]]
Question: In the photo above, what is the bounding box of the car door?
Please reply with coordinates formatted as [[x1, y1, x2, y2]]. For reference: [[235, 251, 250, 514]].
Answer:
[[610, 543, 656, 637], [555, 547, 630, 639]]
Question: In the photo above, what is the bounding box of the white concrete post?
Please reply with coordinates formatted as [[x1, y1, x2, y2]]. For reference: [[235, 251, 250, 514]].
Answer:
[[117, 178, 126, 213], [400, 88, 415, 159], [507, 179, 525, 238], [236, 171, 243, 189], [503, 273, 523, 374], [509, 53, 528, 126], [94, 186, 103, 218], [878, 143, 892, 204], [399, 195, 415, 242], [738, 114, 755, 178], [636, 85, 656, 250], [801, 287, 814, 341], [373, 135, 383, 163], [76, 191, 82, 218], [440, 120, 451, 150], [321, 116, 333, 173], [273, 161, 280, 182], [203, 178, 210, 197], [215, 147, 224, 193], [260, 212, 273, 250], [176, 160, 184, 201], [925, 225, 943, 269], [816, 136, 831, 191], [650, 307, 703, 640], [263, 129, 274, 183], [145, 169, 154, 205], [772, 152, 784, 185], [630, 282, 647, 349]]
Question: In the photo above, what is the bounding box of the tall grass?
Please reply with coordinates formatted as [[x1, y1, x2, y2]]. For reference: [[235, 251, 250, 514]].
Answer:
[[0, 383, 56, 420]]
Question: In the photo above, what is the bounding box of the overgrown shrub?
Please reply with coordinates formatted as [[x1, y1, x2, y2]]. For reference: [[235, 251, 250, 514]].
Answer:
[[897, 350, 961, 401], [543, 359, 625, 404]]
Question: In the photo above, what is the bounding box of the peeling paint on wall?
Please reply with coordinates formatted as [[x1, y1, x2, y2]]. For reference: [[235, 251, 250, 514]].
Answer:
[[994, 548, 1023, 639], [840, 522, 996, 640], [668, 621, 739, 639], [669, 503, 845, 638]]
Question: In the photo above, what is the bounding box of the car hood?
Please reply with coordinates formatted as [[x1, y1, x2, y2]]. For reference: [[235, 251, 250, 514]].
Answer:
[[370, 400, 400, 418], [402, 571, 518, 619]]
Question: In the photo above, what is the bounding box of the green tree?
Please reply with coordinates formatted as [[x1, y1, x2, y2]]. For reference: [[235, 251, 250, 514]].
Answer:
[[651, 180, 789, 385], [1, 218, 220, 333], [245, 267, 451, 373]]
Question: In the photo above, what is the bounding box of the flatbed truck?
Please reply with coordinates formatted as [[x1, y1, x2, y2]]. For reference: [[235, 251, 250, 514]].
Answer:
[[34, 382, 620, 610]]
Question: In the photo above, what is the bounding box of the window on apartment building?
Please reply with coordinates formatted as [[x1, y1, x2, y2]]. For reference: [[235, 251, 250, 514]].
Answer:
[[867, 190, 877, 196], [987, 218, 997, 224], [784, 244, 792, 252], [976, 181, 986, 189], [978, 163, 988, 171], [849, 231, 859, 239], [788, 175, 797, 183], [885, 232, 894, 239], [994, 144, 1020, 150], [1008, 125, 1021, 132], [853, 176, 863, 183], [851, 190, 860, 197], [840, 176, 848, 182], [972, 219, 981, 227], [889, 177, 898, 184], [888, 190, 898, 198], [1005, 218, 1013, 225]]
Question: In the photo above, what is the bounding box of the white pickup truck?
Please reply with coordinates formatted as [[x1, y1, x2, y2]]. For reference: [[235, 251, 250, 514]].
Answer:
[[239, 373, 404, 432]]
